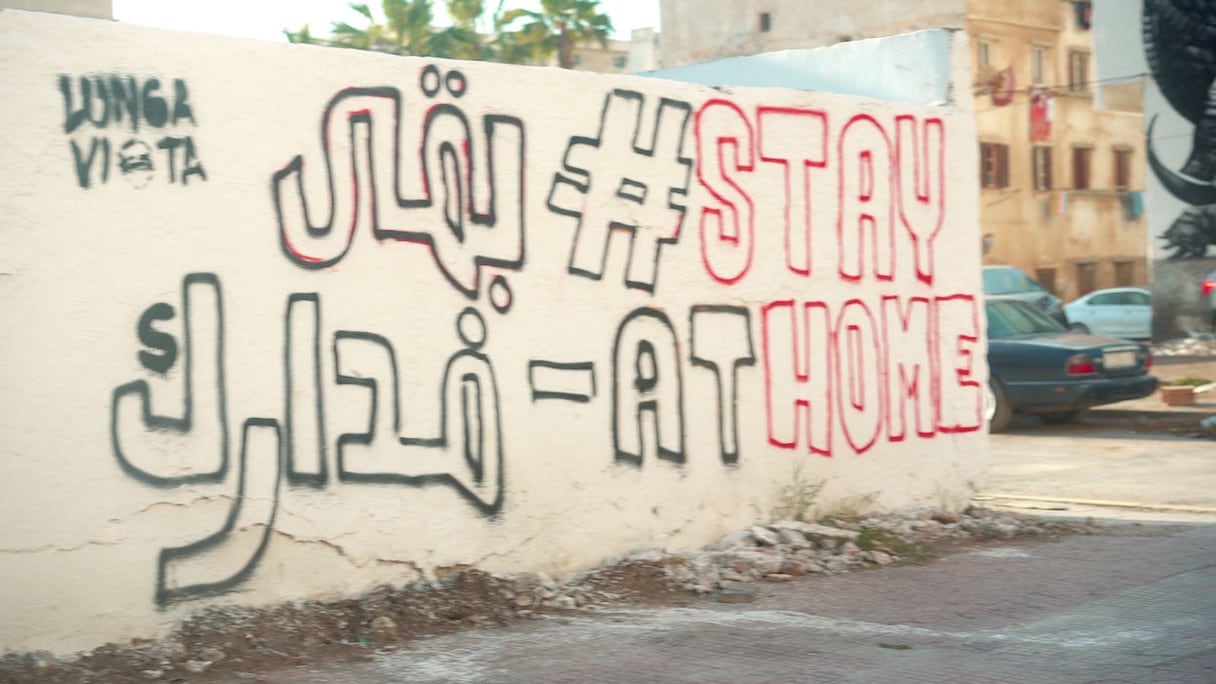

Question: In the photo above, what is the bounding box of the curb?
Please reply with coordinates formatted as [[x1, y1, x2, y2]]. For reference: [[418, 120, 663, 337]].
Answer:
[[975, 493, 1216, 514]]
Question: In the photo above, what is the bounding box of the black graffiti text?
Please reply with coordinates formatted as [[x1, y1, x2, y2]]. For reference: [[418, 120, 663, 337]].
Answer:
[[111, 274, 502, 605], [70, 135, 206, 189], [60, 74, 206, 189], [59, 75, 195, 134]]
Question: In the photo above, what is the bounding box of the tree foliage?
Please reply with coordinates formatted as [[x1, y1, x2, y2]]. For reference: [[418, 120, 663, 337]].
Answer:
[[284, 0, 614, 68], [496, 0, 613, 68]]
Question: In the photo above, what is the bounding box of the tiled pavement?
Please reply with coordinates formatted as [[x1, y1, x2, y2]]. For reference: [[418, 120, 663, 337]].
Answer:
[[268, 523, 1216, 683]]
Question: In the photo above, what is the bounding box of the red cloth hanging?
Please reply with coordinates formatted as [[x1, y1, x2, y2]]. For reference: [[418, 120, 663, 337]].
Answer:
[[1030, 86, 1052, 141], [991, 66, 1015, 107]]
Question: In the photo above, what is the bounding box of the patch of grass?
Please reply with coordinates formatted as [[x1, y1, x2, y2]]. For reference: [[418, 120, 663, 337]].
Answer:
[[855, 526, 936, 561], [775, 462, 824, 522], [1166, 376, 1211, 386], [821, 492, 878, 520]]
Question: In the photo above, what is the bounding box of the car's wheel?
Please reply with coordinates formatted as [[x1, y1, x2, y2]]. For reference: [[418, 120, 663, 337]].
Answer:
[[1040, 410, 1083, 425], [1068, 322, 1090, 334], [986, 378, 1013, 433]]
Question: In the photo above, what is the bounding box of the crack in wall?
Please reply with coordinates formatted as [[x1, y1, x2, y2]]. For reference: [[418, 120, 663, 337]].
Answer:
[[267, 529, 425, 576], [129, 495, 235, 517], [0, 539, 124, 554]]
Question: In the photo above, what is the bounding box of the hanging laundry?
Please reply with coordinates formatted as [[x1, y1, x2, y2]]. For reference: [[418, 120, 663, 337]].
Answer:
[[991, 66, 1015, 107], [1074, 1, 1092, 29], [1030, 86, 1052, 141], [1123, 191, 1144, 219]]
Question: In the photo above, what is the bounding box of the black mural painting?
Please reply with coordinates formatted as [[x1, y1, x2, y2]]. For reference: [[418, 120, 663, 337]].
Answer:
[[1144, 0, 1216, 257], [1159, 203, 1216, 258]]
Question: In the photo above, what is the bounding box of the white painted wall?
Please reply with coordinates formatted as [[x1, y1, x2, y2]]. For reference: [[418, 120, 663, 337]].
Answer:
[[659, 0, 965, 68], [0, 0, 110, 19], [0, 10, 984, 656]]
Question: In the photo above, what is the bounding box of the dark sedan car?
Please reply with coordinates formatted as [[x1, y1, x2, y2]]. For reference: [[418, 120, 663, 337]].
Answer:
[[985, 297, 1158, 432]]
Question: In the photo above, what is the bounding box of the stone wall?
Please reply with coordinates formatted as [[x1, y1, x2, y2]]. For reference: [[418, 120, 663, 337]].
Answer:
[[0, 11, 985, 655]]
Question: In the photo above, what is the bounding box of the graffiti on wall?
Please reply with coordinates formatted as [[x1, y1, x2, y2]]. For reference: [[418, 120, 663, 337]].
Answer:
[[60, 74, 206, 189], [548, 89, 693, 292], [692, 104, 945, 284], [103, 63, 979, 606], [272, 66, 525, 300], [111, 273, 504, 604]]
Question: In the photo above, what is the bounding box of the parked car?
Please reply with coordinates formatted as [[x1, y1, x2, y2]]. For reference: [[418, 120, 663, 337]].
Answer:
[[1062, 287, 1152, 339], [1204, 269, 1216, 330], [981, 265, 1065, 324], [985, 297, 1158, 432]]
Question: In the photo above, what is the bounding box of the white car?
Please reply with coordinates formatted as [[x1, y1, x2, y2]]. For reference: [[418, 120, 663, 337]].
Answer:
[[1062, 287, 1152, 340]]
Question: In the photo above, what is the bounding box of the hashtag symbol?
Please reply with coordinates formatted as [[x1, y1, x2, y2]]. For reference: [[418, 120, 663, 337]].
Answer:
[[547, 89, 692, 292]]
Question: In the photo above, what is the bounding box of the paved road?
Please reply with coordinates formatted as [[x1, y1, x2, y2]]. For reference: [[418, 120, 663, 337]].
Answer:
[[268, 523, 1216, 683]]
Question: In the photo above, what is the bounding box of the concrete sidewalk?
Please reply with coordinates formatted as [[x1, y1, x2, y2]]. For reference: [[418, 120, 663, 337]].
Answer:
[[981, 359, 1216, 526], [267, 522, 1216, 684]]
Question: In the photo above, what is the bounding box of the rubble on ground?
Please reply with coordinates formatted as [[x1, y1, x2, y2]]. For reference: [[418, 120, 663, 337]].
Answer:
[[0, 507, 1096, 684], [1152, 332, 1216, 357]]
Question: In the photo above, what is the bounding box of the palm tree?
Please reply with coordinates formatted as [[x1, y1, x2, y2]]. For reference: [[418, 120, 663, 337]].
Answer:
[[285, 0, 485, 59], [495, 0, 613, 68], [284, 0, 613, 67], [430, 0, 489, 60]]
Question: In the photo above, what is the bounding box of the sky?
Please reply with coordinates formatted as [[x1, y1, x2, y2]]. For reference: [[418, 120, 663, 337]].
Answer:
[[111, 0, 660, 43]]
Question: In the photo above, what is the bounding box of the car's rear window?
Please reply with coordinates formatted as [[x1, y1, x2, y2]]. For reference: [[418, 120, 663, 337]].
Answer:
[[986, 299, 1064, 338], [982, 268, 1042, 295]]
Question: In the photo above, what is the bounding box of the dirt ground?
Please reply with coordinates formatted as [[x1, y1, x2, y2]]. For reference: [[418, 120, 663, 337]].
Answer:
[[0, 563, 690, 684], [1150, 357, 1216, 383]]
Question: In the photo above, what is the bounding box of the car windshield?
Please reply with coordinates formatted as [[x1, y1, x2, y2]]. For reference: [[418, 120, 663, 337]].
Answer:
[[986, 299, 1065, 338], [982, 268, 1043, 295]]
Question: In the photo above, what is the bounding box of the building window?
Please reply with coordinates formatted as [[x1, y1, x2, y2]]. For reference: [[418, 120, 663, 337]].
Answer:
[[1074, 0, 1093, 30], [1114, 147, 1133, 188], [1031, 46, 1046, 84], [1072, 146, 1092, 190], [1035, 268, 1058, 295], [1076, 261, 1097, 295], [1032, 146, 1053, 191], [980, 142, 1010, 189], [978, 41, 990, 68], [612, 55, 626, 69], [1068, 50, 1089, 91], [758, 12, 771, 33], [1114, 260, 1134, 286]]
